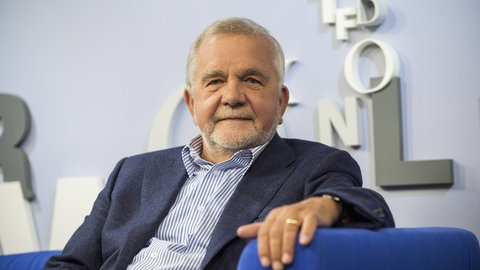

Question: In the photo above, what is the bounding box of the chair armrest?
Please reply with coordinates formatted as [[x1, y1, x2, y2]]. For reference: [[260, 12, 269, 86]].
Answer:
[[237, 227, 480, 270], [0, 250, 61, 270]]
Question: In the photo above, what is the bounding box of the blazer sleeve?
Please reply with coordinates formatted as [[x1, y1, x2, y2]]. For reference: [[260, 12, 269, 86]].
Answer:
[[306, 149, 395, 228], [43, 158, 126, 270]]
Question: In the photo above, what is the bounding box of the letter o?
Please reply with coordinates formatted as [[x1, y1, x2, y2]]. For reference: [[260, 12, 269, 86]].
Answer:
[[344, 38, 400, 94]]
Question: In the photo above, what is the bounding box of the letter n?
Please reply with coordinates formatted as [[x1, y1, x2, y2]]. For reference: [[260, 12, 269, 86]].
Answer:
[[317, 96, 360, 147]]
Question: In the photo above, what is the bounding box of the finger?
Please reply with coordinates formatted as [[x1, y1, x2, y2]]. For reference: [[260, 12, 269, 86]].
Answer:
[[237, 222, 262, 239], [257, 218, 274, 267], [299, 215, 318, 245], [268, 221, 285, 270], [281, 218, 301, 265]]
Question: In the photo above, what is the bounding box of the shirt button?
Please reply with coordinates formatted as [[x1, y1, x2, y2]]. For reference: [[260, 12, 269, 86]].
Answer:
[[197, 205, 204, 212], [212, 170, 219, 176], [150, 252, 158, 259]]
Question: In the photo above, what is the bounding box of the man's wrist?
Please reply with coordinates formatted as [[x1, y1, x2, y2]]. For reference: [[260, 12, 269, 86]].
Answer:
[[319, 194, 344, 225]]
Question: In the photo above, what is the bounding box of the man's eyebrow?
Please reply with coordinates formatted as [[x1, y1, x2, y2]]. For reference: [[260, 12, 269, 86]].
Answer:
[[200, 68, 271, 84], [201, 70, 225, 84], [239, 68, 270, 81]]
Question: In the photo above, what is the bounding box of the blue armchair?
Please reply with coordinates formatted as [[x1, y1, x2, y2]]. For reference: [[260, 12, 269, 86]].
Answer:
[[1, 227, 478, 269], [238, 227, 480, 270], [0, 250, 60, 270]]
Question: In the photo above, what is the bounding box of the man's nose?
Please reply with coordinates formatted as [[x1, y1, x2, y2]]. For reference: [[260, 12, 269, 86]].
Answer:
[[221, 80, 246, 107]]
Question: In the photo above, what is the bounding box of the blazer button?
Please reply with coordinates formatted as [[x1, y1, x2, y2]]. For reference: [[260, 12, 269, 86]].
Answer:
[[373, 208, 385, 218]]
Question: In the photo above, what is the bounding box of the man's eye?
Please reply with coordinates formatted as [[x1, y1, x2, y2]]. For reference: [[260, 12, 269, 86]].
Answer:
[[245, 78, 261, 84], [207, 79, 222, 86]]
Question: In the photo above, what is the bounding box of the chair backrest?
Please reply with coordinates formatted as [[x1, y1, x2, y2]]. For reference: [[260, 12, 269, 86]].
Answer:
[[238, 227, 480, 270]]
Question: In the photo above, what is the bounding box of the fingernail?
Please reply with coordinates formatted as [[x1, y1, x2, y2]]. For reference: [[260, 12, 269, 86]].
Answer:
[[260, 257, 270, 267], [272, 261, 284, 270], [300, 234, 309, 245], [282, 253, 292, 264]]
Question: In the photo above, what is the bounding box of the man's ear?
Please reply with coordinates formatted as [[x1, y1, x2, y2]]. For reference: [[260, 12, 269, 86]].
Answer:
[[184, 88, 198, 125], [278, 85, 290, 124]]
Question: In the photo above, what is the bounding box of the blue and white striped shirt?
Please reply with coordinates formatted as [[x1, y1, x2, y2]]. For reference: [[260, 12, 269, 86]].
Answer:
[[127, 135, 269, 269]]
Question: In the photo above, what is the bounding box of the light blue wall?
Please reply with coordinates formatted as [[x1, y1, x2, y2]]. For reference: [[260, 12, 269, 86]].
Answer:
[[1, 0, 479, 249]]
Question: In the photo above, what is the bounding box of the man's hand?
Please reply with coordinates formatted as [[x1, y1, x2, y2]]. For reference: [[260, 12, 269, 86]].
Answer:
[[237, 196, 342, 270]]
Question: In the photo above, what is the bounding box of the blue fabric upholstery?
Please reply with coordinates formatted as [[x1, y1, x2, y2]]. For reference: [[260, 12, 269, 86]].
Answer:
[[1, 228, 478, 269], [238, 227, 480, 270], [0, 250, 60, 270]]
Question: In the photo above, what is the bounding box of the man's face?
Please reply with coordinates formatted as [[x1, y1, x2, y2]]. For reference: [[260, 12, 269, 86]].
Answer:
[[184, 34, 289, 158]]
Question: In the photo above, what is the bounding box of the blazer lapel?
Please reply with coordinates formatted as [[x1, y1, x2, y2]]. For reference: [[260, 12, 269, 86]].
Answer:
[[116, 148, 189, 268], [141, 148, 188, 218], [201, 135, 297, 267]]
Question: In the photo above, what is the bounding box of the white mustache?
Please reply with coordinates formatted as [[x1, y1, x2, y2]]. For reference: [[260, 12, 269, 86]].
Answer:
[[213, 112, 255, 122]]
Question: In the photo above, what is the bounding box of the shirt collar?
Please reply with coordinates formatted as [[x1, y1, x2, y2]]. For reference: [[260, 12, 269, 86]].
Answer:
[[181, 134, 271, 178]]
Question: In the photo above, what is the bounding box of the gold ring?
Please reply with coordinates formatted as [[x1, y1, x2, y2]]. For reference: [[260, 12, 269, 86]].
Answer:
[[285, 218, 300, 225]]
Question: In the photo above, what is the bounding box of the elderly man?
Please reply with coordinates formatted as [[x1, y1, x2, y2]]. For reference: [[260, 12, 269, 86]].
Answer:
[[44, 17, 394, 270]]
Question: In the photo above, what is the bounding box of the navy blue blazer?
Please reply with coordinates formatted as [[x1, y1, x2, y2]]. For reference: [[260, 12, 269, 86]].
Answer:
[[45, 134, 394, 269]]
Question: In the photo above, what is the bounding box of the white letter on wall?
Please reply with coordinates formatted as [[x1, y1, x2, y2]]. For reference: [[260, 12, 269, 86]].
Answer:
[[344, 38, 399, 94], [147, 88, 185, 152], [49, 177, 103, 250], [317, 96, 360, 147], [321, 0, 337, 24], [0, 181, 38, 254], [356, 0, 388, 26], [335, 8, 358, 41]]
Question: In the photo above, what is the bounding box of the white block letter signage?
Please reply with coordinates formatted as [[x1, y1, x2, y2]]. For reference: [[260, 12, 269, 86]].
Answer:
[[356, 0, 388, 27], [344, 38, 399, 94], [316, 0, 387, 41], [317, 96, 360, 147], [0, 181, 39, 254]]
